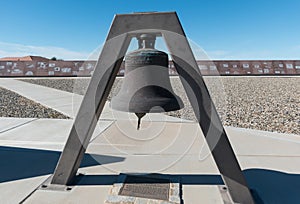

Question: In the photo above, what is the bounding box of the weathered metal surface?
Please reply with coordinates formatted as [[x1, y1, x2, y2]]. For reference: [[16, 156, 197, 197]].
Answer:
[[119, 175, 170, 201], [110, 34, 183, 114]]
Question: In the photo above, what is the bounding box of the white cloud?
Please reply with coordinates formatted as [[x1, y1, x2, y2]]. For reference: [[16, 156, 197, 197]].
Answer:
[[0, 41, 91, 60]]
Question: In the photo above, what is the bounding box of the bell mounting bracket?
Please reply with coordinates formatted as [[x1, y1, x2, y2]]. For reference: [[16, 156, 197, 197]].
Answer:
[[50, 12, 255, 204]]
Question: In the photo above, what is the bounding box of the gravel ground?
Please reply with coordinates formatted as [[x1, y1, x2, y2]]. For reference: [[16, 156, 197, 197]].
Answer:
[[0, 87, 69, 119], [20, 77, 300, 135]]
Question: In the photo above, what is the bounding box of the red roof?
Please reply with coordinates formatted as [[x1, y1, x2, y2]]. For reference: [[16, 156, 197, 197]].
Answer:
[[0, 56, 49, 61]]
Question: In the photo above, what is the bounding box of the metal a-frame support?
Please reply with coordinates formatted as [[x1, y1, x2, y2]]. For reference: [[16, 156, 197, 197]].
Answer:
[[51, 12, 255, 204]]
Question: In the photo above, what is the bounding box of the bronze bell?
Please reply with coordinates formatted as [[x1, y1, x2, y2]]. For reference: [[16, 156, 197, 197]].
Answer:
[[110, 34, 183, 129]]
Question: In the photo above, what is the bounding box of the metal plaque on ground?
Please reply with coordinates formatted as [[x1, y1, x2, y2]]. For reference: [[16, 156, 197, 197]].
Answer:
[[119, 175, 170, 200], [104, 174, 181, 204]]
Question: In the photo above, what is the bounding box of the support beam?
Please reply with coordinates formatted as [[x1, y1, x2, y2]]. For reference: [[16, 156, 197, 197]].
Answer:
[[163, 31, 254, 203], [51, 33, 131, 185]]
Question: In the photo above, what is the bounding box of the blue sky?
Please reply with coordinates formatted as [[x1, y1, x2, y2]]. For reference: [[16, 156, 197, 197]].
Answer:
[[0, 0, 299, 60]]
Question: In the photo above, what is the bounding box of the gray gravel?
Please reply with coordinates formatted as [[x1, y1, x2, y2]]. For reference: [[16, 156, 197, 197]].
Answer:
[[20, 77, 300, 135], [0, 87, 69, 119]]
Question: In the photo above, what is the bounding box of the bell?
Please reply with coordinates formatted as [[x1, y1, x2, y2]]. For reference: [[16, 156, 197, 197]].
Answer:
[[110, 34, 184, 129]]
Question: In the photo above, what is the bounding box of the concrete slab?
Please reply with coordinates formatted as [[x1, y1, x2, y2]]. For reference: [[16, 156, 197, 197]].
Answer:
[[182, 185, 224, 204], [0, 175, 49, 204], [89, 121, 201, 155], [0, 118, 113, 151], [0, 117, 37, 133], [227, 127, 300, 157], [24, 185, 112, 204], [84, 121, 300, 173]]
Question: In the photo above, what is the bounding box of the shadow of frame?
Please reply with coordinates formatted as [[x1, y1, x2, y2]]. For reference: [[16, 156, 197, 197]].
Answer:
[[0, 146, 125, 183]]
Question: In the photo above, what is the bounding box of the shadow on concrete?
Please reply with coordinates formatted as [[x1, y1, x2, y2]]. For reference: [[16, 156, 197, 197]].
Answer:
[[0, 146, 125, 183], [73, 169, 300, 204], [73, 174, 223, 185], [244, 169, 300, 204], [1, 145, 299, 203]]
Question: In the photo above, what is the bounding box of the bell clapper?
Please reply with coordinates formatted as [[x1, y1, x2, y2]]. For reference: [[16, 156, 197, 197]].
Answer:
[[135, 113, 146, 130]]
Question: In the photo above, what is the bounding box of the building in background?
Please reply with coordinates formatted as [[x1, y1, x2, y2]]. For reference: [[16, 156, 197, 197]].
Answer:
[[0, 56, 299, 77]]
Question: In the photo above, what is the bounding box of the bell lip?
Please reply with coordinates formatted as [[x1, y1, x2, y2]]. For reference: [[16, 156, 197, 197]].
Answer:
[[110, 95, 184, 113]]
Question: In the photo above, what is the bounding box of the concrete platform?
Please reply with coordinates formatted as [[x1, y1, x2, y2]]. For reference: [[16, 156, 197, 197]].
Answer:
[[0, 79, 300, 203], [0, 117, 299, 204]]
